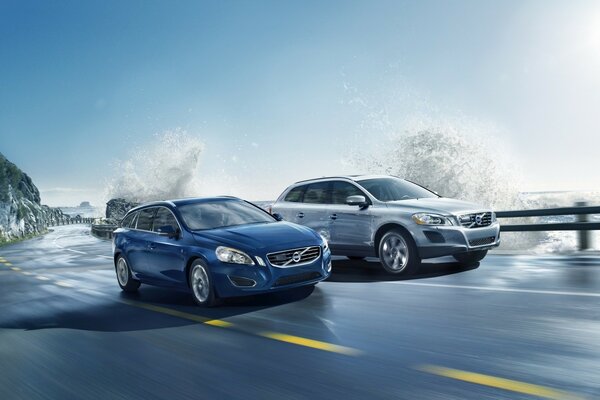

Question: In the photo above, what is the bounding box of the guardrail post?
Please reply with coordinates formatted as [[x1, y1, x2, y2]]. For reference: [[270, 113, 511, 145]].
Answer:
[[575, 201, 589, 251]]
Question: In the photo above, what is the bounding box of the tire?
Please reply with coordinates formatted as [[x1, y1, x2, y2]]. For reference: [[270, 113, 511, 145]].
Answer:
[[346, 256, 365, 261], [453, 250, 488, 265], [378, 229, 420, 274], [189, 259, 218, 307], [115, 255, 141, 292]]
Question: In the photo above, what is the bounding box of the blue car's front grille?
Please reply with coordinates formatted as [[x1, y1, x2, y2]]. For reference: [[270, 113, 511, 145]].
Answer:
[[273, 272, 321, 287], [267, 246, 321, 267]]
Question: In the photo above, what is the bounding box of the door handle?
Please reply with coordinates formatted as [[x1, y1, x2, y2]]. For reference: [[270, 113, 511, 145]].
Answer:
[[296, 212, 305, 218], [329, 214, 337, 220]]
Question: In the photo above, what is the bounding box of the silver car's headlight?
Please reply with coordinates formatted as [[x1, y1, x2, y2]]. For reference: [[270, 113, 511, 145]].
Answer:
[[412, 213, 454, 226], [492, 212, 497, 222], [215, 246, 255, 265], [319, 233, 329, 250]]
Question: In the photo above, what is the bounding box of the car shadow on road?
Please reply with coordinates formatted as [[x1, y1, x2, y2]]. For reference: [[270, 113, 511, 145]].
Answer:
[[326, 257, 479, 283], [0, 285, 318, 333], [119, 283, 318, 318]]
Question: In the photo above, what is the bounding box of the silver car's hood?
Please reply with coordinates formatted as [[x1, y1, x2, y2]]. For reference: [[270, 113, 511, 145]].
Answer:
[[386, 198, 490, 215]]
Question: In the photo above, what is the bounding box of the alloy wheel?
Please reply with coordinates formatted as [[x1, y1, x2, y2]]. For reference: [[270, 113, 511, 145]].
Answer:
[[381, 233, 409, 272]]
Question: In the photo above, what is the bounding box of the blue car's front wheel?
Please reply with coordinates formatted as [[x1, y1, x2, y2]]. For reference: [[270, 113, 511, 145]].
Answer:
[[189, 259, 218, 307]]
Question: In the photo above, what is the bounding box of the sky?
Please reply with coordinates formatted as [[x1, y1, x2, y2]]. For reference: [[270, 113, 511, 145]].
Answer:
[[1, 0, 599, 206]]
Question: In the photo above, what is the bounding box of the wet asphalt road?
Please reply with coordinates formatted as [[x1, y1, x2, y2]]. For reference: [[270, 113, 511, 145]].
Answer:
[[0, 225, 599, 400]]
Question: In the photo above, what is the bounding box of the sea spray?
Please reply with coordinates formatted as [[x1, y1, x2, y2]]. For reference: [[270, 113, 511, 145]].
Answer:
[[105, 130, 205, 203], [351, 128, 522, 210]]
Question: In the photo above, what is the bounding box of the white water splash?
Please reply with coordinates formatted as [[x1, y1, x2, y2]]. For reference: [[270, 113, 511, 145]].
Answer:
[[105, 130, 207, 203]]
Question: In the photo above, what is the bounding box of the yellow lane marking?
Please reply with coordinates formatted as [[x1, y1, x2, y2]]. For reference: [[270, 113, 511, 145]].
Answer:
[[121, 299, 357, 355], [21, 271, 33, 276], [120, 299, 229, 326], [35, 276, 50, 281], [204, 319, 233, 328], [10, 267, 21, 271], [260, 332, 361, 356], [419, 365, 582, 400], [4, 262, 13, 266], [55, 281, 74, 288]]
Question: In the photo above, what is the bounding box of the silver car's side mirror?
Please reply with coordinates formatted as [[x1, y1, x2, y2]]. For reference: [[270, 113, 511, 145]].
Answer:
[[346, 195, 368, 207]]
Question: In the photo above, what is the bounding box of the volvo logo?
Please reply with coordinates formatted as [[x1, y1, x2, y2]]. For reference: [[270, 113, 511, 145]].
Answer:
[[292, 251, 302, 263], [475, 214, 484, 226]]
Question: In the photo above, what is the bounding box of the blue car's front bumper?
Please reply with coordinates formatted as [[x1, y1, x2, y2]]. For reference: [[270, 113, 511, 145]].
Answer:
[[211, 249, 332, 298]]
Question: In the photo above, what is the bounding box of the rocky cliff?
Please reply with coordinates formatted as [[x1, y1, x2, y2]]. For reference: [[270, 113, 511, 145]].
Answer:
[[105, 198, 139, 221], [0, 153, 67, 244]]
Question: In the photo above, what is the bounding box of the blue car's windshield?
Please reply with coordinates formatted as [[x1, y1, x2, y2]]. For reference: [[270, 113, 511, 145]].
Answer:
[[358, 177, 439, 201], [179, 200, 276, 230]]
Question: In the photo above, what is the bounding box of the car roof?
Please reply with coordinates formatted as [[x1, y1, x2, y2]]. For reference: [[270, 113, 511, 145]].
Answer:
[[128, 196, 241, 212], [293, 174, 396, 185]]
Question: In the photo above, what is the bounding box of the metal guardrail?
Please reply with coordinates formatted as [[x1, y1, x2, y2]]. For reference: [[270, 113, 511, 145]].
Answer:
[[91, 224, 118, 240], [48, 217, 95, 226], [497, 202, 599, 250]]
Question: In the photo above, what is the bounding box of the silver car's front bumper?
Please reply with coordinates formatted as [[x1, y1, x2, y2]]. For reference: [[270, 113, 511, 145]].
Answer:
[[413, 222, 501, 259]]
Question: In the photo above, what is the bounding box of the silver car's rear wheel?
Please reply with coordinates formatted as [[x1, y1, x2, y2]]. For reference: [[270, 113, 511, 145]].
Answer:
[[189, 259, 217, 307], [378, 230, 420, 275]]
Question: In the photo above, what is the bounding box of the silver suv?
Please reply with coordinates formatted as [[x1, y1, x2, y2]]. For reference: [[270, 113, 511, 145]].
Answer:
[[271, 175, 500, 274]]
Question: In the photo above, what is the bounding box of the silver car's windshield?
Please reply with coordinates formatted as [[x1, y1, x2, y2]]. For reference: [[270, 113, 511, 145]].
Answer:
[[358, 177, 439, 202], [179, 200, 275, 230]]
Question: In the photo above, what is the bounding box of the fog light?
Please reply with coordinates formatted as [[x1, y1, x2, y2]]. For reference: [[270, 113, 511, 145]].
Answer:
[[327, 261, 332, 273]]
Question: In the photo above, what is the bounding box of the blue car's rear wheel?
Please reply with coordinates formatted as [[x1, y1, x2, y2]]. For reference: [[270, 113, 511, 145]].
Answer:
[[189, 259, 217, 307], [115, 256, 141, 292]]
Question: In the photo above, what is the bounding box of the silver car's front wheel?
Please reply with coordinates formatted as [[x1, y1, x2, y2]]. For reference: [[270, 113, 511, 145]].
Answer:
[[189, 260, 217, 307], [378, 230, 420, 275]]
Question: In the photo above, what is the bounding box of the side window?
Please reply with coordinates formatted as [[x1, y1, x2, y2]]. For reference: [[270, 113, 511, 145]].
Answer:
[[284, 186, 306, 202], [120, 212, 136, 228], [135, 208, 156, 231], [303, 182, 331, 204], [153, 207, 179, 232], [331, 181, 366, 204]]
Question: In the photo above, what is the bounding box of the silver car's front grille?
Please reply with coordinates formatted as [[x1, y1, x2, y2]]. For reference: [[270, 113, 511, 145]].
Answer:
[[469, 236, 496, 246], [267, 246, 321, 267], [459, 212, 493, 228]]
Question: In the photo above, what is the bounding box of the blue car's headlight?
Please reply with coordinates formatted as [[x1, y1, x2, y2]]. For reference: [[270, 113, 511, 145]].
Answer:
[[412, 213, 454, 226], [319, 233, 329, 251], [216, 246, 255, 265]]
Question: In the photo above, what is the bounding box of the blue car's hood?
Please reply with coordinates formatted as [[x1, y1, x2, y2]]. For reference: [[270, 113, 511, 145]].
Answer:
[[192, 221, 320, 252]]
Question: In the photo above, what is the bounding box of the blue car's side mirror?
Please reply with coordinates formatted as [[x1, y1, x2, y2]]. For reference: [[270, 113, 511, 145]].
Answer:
[[272, 213, 284, 221]]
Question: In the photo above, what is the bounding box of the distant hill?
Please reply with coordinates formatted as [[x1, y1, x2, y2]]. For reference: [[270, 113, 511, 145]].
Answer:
[[59, 202, 102, 218], [0, 153, 66, 243]]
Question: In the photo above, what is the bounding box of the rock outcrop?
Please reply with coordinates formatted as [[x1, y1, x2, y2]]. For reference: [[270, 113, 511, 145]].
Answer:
[[105, 198, 139, 221], [0, 152, 67, 243]]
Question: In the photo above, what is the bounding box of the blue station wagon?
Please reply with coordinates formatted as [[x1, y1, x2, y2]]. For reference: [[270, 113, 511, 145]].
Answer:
[[112, 197, 331, 306]]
